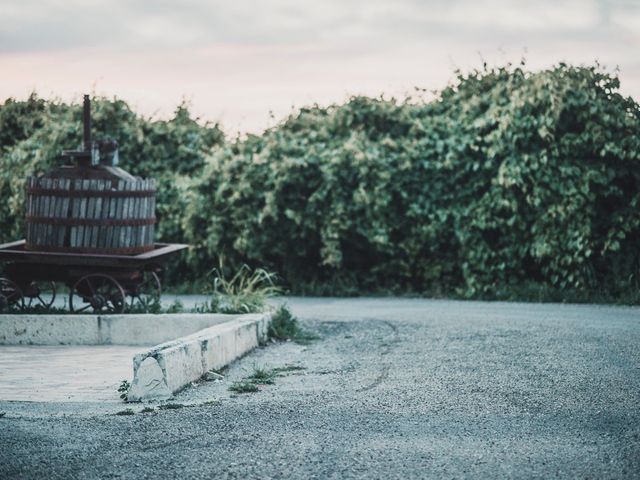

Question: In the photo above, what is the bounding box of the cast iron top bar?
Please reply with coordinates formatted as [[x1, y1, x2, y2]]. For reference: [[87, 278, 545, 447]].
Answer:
[[83, 94, 91, 153], [62, 95, 93, 167]]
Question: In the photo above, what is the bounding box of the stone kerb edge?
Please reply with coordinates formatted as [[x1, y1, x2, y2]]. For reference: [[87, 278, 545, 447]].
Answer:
[[127, 313, 271, 402], [0, 313, 242, 346]]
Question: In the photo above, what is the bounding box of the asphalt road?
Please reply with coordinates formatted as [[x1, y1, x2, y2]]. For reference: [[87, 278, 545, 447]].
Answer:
[[1, 298, 639, 479]]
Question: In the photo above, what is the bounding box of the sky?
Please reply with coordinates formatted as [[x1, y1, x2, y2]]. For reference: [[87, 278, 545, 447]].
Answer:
[[1, 0, 639, 134]]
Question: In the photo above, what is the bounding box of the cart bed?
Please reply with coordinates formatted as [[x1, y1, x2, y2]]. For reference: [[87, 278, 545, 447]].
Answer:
[[0, 240, 188, 269]]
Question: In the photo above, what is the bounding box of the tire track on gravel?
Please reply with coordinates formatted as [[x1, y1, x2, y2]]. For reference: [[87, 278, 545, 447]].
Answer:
[[356, 319, 400, 392]]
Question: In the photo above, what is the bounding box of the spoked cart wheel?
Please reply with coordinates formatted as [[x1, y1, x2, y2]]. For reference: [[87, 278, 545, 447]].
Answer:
[[0, 277, 24, 312], [24, 281, 57, 309], [127, 271, 162, 308], [70, 274, 126, 314]]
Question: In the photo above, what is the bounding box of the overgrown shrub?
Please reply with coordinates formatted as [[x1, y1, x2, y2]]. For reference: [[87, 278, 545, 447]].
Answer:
[[1, 63, 639, 301], [184, 63, 640, 299]]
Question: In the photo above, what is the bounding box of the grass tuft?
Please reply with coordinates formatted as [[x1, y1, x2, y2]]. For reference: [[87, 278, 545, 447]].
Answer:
[[197, 259, 281, 314], [117, 380, 130, 401], [246, 365, 276, 385], [228, 380, 260, 393], [3, 298, 186, 315], [227, 364, 289, 394], [115, 409, 135, 416], [158, 403, 184, 410], [269, 305, 318, 344], [165, 299, 185, 313], [2, 304, 72, 315]]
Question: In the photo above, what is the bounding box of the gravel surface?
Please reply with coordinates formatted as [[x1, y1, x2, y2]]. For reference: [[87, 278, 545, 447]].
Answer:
[[1, 298, 639, 479]]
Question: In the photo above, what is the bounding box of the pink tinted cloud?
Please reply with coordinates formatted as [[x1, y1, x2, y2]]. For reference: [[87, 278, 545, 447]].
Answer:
[[1, 0, 639, 133]]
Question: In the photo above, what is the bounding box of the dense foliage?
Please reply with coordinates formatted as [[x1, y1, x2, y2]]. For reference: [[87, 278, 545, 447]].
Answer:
[[1, 63, 639, 301], [185, 63, 640, 299]]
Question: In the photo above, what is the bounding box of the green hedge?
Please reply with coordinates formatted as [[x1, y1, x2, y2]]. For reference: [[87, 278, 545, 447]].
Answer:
[[184, 64, 640, 298], [1, 63, 639, 300]]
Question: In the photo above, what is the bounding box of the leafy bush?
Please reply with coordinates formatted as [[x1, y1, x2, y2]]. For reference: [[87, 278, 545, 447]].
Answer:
[[184, 63, 640, 299], [2, 63, 639, 301]]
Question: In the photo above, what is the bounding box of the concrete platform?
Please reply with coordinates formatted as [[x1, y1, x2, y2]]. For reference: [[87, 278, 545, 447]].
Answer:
[[0, 312, 272, 403], [0, 345, 141, 402]]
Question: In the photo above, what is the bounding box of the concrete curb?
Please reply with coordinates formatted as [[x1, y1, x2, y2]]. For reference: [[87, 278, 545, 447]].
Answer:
[[0, 313, 248, 346], [127, 313, 271, 402]]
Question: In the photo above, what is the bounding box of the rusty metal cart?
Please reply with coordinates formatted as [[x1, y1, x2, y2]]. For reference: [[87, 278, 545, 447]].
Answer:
[[0, 240, 187, 313]]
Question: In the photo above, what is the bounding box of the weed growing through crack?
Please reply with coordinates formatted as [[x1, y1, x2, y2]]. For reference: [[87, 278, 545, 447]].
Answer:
[[5, 298, 185, 315], [229, 380, 260, 393], [228, 364, 282, 394], [246, 365, 276, 385], [115, 409, 135, 416], [125, 298, 186, 314], [118, 380, 130, 401], [3, 304, 73, 315], [197, 259, 281, 314], [165, 299, 185, 313], [158, 403, 185, 410], [269, 305, 318, 344], [127, 296, 162, 314]]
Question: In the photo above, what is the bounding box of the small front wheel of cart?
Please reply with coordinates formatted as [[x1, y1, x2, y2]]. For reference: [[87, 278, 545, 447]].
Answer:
[[128, 271, 162, 309], [24, 281, 57, 309], [70, 274, 126, 314], [0, 277, 24, 312]]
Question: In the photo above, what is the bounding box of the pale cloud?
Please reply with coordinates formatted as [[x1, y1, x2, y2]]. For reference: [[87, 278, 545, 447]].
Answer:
[[426, 1, 601, 30], [0, 0, 638, 133]]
